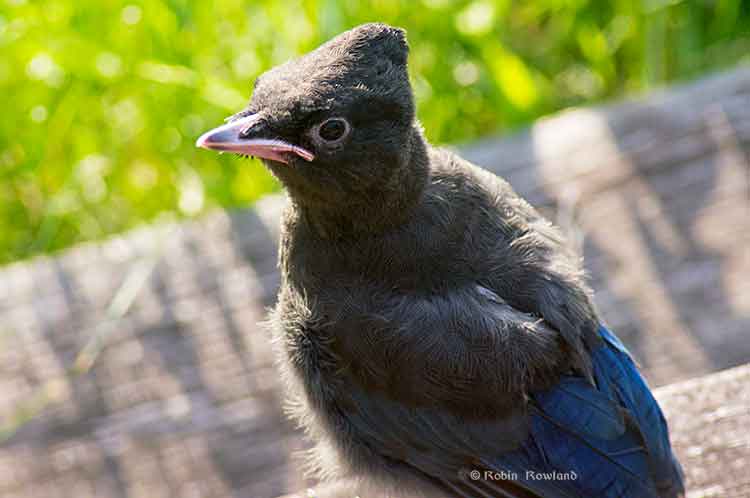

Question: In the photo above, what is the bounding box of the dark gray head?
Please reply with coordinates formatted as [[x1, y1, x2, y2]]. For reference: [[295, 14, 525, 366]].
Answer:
[[197, 23, 425, 219]]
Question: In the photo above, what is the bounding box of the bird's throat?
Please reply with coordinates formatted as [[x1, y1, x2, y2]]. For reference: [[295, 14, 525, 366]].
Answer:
[[293, 130, 430, 239]]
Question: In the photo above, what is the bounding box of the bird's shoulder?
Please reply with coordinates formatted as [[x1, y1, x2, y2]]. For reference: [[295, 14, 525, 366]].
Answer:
[[421, 146, 573, 255], [425, 147, 541, 220]]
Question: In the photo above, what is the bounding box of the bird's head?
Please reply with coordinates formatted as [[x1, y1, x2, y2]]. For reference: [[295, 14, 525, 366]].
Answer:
[[197, 23, 426, 218]]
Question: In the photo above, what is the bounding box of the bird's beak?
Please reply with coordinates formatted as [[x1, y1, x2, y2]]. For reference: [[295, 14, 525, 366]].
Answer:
[[195, 114, 315, 164]]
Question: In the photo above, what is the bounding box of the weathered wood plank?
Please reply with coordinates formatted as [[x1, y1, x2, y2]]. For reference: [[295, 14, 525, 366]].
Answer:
[[658, 364, 750, 498]]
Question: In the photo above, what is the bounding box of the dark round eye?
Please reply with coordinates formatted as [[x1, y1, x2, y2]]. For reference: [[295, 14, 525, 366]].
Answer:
[[317, 118, 350, 143]]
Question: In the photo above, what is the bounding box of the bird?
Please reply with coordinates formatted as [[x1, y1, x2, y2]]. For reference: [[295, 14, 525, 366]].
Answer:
[[196, 23, 685, 498]]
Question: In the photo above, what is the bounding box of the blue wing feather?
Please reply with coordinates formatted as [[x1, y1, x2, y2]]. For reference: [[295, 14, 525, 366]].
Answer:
[[486, 325, 685, 498]]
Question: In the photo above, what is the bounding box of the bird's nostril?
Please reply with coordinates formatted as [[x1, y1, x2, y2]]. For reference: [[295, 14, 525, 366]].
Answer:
[[239, 120, 264, 139], [230, 113, 266, 139]]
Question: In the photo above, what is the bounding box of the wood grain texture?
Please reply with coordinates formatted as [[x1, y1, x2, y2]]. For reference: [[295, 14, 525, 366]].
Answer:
[[0, 69, 748, 497]]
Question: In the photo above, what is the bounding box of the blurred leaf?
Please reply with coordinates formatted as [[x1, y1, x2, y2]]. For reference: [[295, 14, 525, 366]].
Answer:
[[484, 44, 539, 111]]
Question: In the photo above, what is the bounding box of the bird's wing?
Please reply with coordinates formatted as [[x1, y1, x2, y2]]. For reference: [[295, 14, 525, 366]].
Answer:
[[326, 285, 683, 498], [482, 325, 683, 497], [337, 375, 577, 498], [471, 325, 684, 497]]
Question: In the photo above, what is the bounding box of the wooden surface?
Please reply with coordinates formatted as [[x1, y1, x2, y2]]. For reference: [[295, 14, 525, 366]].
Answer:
[[659, 364, 750, 498], [0, 68, 748, 497]]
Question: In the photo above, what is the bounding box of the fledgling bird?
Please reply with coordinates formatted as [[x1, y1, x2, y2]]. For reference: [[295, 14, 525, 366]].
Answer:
[[196, 23, 685, 498]]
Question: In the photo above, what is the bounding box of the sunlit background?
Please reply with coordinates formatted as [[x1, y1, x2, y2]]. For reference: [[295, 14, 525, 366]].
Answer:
[[2, 0, 749, 265]]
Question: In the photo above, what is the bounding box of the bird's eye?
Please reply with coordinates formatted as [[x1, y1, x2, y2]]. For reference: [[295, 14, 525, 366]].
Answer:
[[316, 118, 350, 143]]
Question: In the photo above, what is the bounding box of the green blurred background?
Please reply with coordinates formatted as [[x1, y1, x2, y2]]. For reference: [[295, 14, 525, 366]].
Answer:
[[1, 0, 748, 265]]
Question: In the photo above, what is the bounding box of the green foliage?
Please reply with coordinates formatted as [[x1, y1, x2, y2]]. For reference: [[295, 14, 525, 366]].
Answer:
[[1, 0, 748, 264]]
